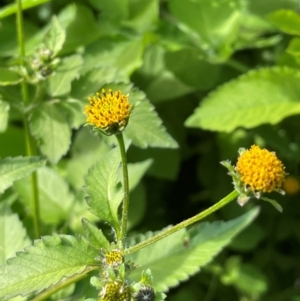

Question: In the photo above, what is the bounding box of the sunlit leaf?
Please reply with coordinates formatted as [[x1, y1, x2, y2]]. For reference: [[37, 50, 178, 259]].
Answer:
[[30, 102, 72, 163], [14, 167, 75, 224], [185, 67, 300, 132], [0, 234, 98, 299], [0, 156, 45, 194], [127, 207, 260, 292], [43, 16, 66, 56], [84, 147, 123, 234], [0, 203, 31, 265]]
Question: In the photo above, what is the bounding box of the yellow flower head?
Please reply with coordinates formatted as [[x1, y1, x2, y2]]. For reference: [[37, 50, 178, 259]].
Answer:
[[236, 145, 285, 193], [100, 281, 131, 301], [104, 249, 124, 268], [85, 89, 132, 135]]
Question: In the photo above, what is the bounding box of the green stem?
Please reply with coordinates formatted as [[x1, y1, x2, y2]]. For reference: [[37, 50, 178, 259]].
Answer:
[[16, 0, 41, 238], [116, 133, 130, 241], [126, 190, 239, 255]]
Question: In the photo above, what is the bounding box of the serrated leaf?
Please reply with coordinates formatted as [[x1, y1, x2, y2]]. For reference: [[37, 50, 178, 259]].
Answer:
[[267, 9, 300, 35], [185, 67, 300, 132], [0, 68, 22, 86], [47, 54, 82, 97], [84, 147, 123, 235], [0, 203, 31, 265], [71, 67, 128, 100], [43, 16, 66, 56], [126, 89, 178, 148], [82, 218, 110, 250], [30, 102, 72, 163], [0, 234, 99, 299], [0, 156, 45, 194], [14, 167, 75, 224], [127, 207, 259, 292], [0, 100, 9, 132]]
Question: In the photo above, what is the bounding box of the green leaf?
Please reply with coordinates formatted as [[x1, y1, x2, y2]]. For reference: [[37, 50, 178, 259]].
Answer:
[[126, 88, 178, 148], [82, 38, 144, 76], [82, 218, 110, 250], [145, 70, 195, 103], [0, 203, 31, 265], [124, 0, 159, 33], [128, 159, 153, 191], [0, 234, 98, 299], [267, 9, 300, 35], [169, 0, 241, 62], [57, 98, 86, 130], [164, 48, 221, 90], [87, 0, 129, 21], [66, 127, 111, 190], [127, 207, 259, 292], [287, 37, 300, 56], [0, 68, 22, 86], [14, 167, 75, 224], [84, 147, 123, 234], [221, 257, 267, 296], [30, 102, 72, 163], [47, 54, 82, 97], [0, 0, 51, 19], [261, 197, 283, 212], [57, 4, 102, 55], [99, 83, 178, 148], [185, 67, 300, 132], [71, 67, 128, 100], [43, 16, 66, 56], [0, 156, 45, 194], [0, 100, 9, 132]]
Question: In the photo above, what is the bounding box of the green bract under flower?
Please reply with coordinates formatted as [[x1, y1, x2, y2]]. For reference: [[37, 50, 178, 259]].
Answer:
[[84, 89, 132, 135]]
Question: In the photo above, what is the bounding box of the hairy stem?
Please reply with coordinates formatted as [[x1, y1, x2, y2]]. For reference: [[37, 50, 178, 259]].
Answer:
[[16, 0, 41, 238], [126, 190, 239, 254], [116, 133, 130, 241]]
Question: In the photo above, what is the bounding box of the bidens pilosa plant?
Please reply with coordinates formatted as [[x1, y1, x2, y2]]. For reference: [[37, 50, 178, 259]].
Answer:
[[0, 0, 297, 300]]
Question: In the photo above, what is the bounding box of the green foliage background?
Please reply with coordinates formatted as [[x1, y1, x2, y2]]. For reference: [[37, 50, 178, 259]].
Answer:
[[0, 0, 300, 300]]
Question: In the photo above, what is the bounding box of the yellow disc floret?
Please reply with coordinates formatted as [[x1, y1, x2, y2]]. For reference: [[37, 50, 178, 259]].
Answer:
[[104, 250, 124, 268], [100, 281, 131, 301], [85, 89, 132, 131], [236, 145, 285, 193]]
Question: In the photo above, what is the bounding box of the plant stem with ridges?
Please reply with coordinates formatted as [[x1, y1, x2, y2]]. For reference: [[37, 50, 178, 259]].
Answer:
[[116, 133, 130, 241]]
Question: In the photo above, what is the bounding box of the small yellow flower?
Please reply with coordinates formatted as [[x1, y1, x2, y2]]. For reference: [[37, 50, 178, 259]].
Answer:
[[236, 145, 285, 193], [100, 281, 131, 301], [104, 249, 124, 268], [85, 89, 132, 135]]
